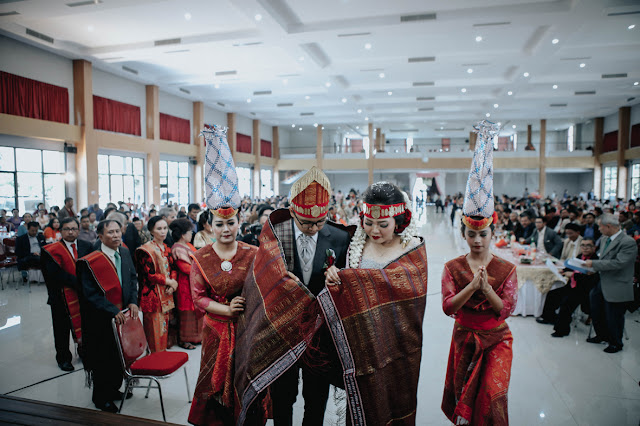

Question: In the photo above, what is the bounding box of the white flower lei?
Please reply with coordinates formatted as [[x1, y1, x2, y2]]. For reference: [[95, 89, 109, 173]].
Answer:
[[348, 191, 418, 269]]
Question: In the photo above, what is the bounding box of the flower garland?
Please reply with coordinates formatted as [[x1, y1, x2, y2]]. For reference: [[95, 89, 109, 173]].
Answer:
[[348, 191, 418, 269]]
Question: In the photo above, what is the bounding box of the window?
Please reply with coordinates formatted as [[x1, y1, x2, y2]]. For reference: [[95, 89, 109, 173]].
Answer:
[[98, 154, 145, 207], [260, 169, 273, 199], [236, 166, 252, 198], [603, 166, 617, 200], [0, 146, 67, 212], [159, 160, 190, 206], [567, 125, 575, 152], [631, 164, 640, 199]]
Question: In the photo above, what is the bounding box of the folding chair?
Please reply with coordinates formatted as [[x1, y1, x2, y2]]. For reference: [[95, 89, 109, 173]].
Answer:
[[112, 311, 191, 422], [0, 253, 18, 290]]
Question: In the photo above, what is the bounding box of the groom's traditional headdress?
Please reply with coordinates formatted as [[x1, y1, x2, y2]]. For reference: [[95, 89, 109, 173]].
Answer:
[[201, 124, 241, 219], [462, 120, 501, 231], [290, 166, 331, 219]]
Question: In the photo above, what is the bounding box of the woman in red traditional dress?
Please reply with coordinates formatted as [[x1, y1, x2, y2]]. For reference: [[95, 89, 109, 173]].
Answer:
[[441, 212, 518, 425], [169, 218, 201, 350], [188, 206, 257, 426], [135, 216, 178, 352]]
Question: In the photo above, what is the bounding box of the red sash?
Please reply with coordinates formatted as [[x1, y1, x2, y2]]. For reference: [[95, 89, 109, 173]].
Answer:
[[42, 241, 82, 343], [137, 243, 174, 313], [80, 251, 123, 310]]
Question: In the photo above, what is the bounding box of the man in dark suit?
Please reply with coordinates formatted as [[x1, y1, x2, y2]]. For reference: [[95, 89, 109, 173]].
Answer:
[[516, 211, 535, 241], [525, 216, 563, 258], [78, 219, 139, 412], [269, 167, 351, 426], [15, 221, 45, 283], [41, 218, 94, 371], [585, 213, 638, 353]]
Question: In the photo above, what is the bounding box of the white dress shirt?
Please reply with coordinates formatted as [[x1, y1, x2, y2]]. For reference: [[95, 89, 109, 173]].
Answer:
[[63, 239, 78, 259]]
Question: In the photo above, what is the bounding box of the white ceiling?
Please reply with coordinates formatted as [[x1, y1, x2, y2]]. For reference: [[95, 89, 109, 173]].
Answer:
[[1, 0, 639, 139]]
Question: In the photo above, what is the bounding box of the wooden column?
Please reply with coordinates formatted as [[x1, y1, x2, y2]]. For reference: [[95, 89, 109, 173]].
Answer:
[[539, 119, 546, 197], [526, 124, 534, 150], [381, 133, 386, 152], [618, 107, 630, 199], [368, 123, 374, 185], [227, 113, 237, 158], [193, 101, 204, 205], [272, 126, 280, 195], [376, 127, 382, 152], [253, 119, 261, 198], [145, 85, 160, 204], [593, 117, 604, 199], [469, 131, 477, 151], [72, 59, 97, 207], [316, 125, 323, 169]]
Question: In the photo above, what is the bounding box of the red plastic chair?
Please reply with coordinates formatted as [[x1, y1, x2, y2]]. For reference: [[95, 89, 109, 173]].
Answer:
[[112, 311, 191, 421]]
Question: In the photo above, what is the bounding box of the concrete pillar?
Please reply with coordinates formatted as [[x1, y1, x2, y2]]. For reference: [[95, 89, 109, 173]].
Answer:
[[72, 59, 97, 207], [618, 107, 630, 199], [469, 131, 477, 151], [145, 85, 160, 204], [253, 119, 261, 198], [368, 123, 374, 185], [273, 126, 280, 195], [316, 124, 323, 169], [539, 119, 546, 196], [593, 117, 604, 199], [192, 101, 204, 204], [227, 112, 237, 158]]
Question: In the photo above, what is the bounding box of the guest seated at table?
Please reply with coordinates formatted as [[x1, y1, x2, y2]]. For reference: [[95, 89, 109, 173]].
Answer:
[[581, 212, 601, 242], [554, 208, 570, 235], [560, 223, 583, 261], [16, 222, 45, 283], [44, 218, 62, 243], [16, 213, 32, 237], [524, 216, 563, 258], [516, 211, 535, 241], [552, 238, 599, 337]]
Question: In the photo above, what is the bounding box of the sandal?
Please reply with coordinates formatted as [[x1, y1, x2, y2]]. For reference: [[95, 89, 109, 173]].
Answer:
[[179, 342, 196, 350]]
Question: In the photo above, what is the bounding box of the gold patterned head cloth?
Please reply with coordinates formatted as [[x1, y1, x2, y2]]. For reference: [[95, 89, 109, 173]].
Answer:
[[290, 166, 331, 219]]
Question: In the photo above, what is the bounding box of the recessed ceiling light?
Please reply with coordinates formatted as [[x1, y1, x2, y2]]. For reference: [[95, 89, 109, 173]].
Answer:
[[467, 68, 473, 74], [298, 56, 305, 61], [341, 98, 347, 103], [313, 123, 318, 127], [475, 36, 482, 42], [214, 83, 220, 89], [387, 91, 393, 96], [493, 103, 499, 108], [485, 113, 491, 117], [553, 84, 558, 89], [291, 124, 295, 127], [629, 24, 636, 30], [552, 38, 559, 44], [635, 82, 639, 86], [282, 78, 288, 85], [523, 72, 530, 77], [184, 12, 192, 21], [305, 95, 310, 100], [365, 117, 369, 121], [322, 126, 325, 130], [357, 109, 362, 113], [507, 91, 513, 95], [379, 72, 385, 79], [497, 122, 501, 126], [356, 126, 359, 129], [580, 63, 586, 68], [254, 14, 262, 21], [298, 127, 302, 131], [512, 124, 517, 129], [364, 43, 372, 50], [87, 25, 94, 32], [325, 82, 331, 88], [461, 88, 467, 93], [246, 98, 252, 103]]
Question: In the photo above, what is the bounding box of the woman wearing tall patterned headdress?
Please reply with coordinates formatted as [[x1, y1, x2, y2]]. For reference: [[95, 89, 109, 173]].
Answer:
[[188, 125, 258, 426], [322, 181, 428, 425], [441, 120, 518, 426]]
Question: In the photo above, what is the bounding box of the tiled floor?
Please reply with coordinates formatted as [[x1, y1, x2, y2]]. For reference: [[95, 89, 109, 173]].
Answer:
[[0, 207, 638, 425]]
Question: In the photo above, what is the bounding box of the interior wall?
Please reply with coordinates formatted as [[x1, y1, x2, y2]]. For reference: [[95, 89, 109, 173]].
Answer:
[[203, 106, 226, 127]]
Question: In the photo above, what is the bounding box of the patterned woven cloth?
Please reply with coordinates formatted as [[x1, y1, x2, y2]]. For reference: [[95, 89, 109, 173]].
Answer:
[[201, 124, 241, 209], [463, 120, 501, 218]]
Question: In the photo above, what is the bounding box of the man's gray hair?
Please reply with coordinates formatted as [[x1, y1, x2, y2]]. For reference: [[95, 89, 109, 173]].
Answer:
[[599, 213, 620, 227], [158, 207, 176, 218], [106, 211, 127, 226]]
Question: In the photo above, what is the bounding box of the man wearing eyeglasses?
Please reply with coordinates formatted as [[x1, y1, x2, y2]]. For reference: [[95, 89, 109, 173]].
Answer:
[[41, 217, 94, 372]]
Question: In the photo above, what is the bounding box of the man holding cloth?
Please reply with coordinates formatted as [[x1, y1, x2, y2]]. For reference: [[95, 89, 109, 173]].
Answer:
[[41, 218, 93, 371], [585, 213, 638, 353], [78, 219, 139, 412]]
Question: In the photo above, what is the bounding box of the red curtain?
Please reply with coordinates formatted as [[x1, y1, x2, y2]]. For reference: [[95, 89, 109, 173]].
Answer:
[[0, 71, 69, 123], [160, 113, 190, 144], [261, 139, 272, 157], [441, 138, 451, 151], [349, 139, 363, 153], [602, 131, 618, 153], [631, 124, 640, 148], [93, 95, 141, 136], [237, 133, 252, 153]]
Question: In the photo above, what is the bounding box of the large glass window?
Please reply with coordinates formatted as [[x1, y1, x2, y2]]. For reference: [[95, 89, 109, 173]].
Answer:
[[631, 164, 640, 199], [236, 166, 252, 198], [260, 168, 273, 199], [99, 154, 145, 207], [159, 160, 190, 206], [603, 166, 617, 200], [0, 146, 67, 212]]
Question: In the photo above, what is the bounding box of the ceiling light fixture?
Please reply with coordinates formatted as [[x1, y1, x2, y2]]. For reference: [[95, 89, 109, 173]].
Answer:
[[291, 124, 295, 127], [486, 113, 491, 117], [313, 123, 318, 127], [305, 95, 310, 100], [254, 14, 262, 21], [523, 72, 530, 77], [298, 56, 305, 61], [356, 126, 360, 129], [379, 72, 385, 79], [322, 126, 325, 130], [553, 84, 558, 89], [365, 117, 369, 121], [635, 82, 639, 86], [580, 63, 586, 68], [475, 36, 482, 42], [299, 127, 302, 131], [357, 109, 362, 113], [364, 43, 372, 50], [214, 83, 220, 89], [552, 38, 559, 44], [512, 124, 517, 129], [387, 91, 393, 96], [282, 78, 288, 85], [493, 103, 499, 108], [246, 98, 252, 103], [325, 82, 331, 88], [629, 24, 636, 30], [507, 91, 513, 95], [467, 68, 473, 74], [184, 12, 192, 21], [461, 88, 467, 93], [341, 98, 347, 103]]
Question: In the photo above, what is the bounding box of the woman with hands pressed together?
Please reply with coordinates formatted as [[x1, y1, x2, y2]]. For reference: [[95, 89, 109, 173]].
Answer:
[[135, 216, 179, 352], [441, 120, 517, 426]]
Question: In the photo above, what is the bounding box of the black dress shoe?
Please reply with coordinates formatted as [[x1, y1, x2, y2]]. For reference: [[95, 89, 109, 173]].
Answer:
[[58, 361, 74, 372], [536, 317, 553, 325], [551, 331, 568, 338], [114, 390, 133, 400], [604, 345, 622, 353], [586, 336, 606, 344], [96, 401, 118, 413]]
